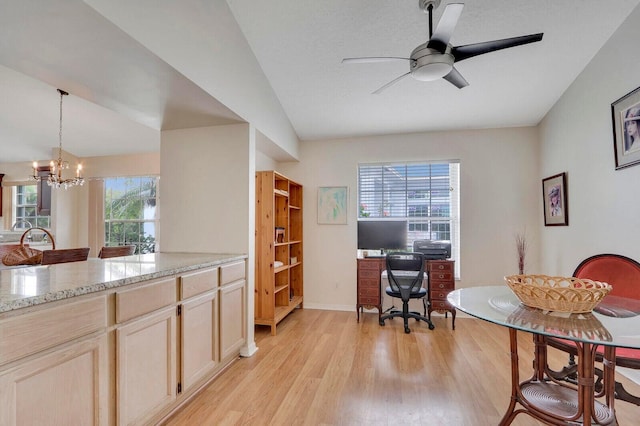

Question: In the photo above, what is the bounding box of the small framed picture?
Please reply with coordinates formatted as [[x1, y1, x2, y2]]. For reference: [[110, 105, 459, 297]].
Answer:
[[317, 186, 348, 224], [542, 172, 568, 226], [612, 85, 640, 169]]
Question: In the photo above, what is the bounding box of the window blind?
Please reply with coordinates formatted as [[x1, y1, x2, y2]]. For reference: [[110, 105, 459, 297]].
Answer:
[[358, 161, 460, 278]]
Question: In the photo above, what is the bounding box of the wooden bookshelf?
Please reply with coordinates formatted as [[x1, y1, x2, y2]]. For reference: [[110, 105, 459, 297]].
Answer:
[[255, 171, 303, 335]]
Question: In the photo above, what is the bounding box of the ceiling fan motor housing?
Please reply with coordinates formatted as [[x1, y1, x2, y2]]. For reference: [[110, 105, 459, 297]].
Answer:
[[410, 43, 454, 81]]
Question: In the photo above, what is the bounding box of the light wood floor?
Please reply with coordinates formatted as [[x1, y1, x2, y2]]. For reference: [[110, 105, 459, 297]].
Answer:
[[165, 309, 640, 425]]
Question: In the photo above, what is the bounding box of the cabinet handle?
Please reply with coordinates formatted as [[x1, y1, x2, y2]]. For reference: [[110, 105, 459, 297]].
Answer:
[[438, 265, 444, 270], [439, 274, 444, 279], [439, 283, 444, 288]]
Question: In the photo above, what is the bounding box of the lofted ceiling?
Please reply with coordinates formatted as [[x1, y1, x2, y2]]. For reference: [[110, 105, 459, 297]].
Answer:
[[226, 0, 640, 140], [0, 0, 639, 164]]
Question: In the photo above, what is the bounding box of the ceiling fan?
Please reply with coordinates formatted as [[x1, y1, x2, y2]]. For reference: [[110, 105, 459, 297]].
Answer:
[[342, 0, 543, 94]]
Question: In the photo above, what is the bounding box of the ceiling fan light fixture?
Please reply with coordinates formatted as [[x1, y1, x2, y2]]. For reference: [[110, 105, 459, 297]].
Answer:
[[411, 62, 452, 81]]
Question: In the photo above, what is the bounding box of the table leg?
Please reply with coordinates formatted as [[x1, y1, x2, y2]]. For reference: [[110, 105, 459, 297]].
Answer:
[[499, 328, 521, 426]]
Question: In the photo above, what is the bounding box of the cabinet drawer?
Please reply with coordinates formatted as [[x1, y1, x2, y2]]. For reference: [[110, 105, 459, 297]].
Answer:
[[430, 272, 453, 281], [428, 261, 453, 272], [358, 286, 379, 297], [358, 296, 380, 305], [431, 290, 452, 300], [180, 267, 218, 299], [358, 279, 380, 291], [220, 261, 246, 285], [116, 277, 177, 323], [431, 300, 452, 310], [358, 259, 383, 270], [431, 281, 455, 290], [0, 296, 107, 366], [358, 269, 381, 280]]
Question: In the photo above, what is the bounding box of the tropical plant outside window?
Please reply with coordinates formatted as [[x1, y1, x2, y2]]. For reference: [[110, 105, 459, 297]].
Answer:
[[15, 185, 50, 228], [104, 177, 158, 254]]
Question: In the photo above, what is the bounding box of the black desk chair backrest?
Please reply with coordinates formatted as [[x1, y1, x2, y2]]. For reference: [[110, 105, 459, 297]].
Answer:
[[386, 252, 426, 298], [380, 252, 434, 333]]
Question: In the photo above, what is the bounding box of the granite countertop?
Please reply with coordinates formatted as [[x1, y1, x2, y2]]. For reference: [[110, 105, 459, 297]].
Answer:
[[0, 252, 246, 313]]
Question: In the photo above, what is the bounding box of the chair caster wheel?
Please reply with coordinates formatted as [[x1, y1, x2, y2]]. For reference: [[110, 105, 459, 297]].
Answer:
[[429, 323, 435, 330], [404, 327, 411, 334], [379, 321, 385, 326]]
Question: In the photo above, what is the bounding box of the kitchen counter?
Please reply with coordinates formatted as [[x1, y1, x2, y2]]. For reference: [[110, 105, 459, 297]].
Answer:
[[0, 252, 246, 313]]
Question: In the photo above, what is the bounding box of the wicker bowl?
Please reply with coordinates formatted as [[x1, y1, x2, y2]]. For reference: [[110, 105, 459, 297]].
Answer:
[[504, 274, 612, 313]]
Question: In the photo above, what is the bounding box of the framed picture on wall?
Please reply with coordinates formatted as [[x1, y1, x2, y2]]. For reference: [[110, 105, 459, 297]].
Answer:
[[612, 85, 640, 169], [317, 186, 348, 224], [542, 172, 568, 226]]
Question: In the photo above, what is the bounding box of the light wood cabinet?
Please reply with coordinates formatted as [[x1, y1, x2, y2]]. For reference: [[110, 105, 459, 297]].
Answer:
[[255, 171, 303, 335], [0, 257, 247, 426], [0, 333, 108, 426], [116, 305, 177, 426], [181, 290, 219, 392]]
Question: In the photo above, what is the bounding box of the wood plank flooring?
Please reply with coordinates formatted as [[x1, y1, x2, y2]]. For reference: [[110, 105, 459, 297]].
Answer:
[[165, 309, 639, 425]]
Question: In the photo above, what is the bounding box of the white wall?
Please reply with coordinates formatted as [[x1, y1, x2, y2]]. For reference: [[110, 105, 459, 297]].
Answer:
[[160, 124, 252, 254], [279, 127, 540, 310], [85, 0, 300, 160], [539, 5, 640, 274]]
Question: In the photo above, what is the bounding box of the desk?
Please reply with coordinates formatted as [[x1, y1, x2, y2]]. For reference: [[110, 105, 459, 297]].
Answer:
[[447, 286, 640, 425], [356, 257, 455, 328]]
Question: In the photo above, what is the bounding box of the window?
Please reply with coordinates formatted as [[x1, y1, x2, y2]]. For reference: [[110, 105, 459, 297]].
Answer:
[[14, 185, 51, 228], [358, 161, 460, 277], [104, 177, 158, 254]]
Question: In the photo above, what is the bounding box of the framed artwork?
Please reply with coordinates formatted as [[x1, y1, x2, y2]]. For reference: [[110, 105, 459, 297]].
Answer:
[[542, 173, 568, 226], [317, 186, 348, 224], [612, 85, 640, 170]]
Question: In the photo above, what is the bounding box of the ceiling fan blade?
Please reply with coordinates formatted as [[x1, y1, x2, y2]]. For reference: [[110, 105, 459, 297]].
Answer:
[[342, 57, 410, 64], [372, 72, 411, 95], [427, 3, 464, 53], [442, 66, 468, 89], [452, 33, 543, 62]]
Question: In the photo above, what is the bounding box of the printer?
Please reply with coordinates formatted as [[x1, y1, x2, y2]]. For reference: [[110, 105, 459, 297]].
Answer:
[[412, 240, 451, 260]]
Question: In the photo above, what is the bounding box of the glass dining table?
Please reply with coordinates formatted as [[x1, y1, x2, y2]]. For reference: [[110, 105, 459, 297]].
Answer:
[[448, 285, 640, 426]]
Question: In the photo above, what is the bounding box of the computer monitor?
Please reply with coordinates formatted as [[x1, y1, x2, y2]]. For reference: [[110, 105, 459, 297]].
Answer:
[[357, 220, 408, 250]]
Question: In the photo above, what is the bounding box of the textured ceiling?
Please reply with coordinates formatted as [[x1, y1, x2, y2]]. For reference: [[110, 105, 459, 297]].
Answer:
[[227, 0, 640, 140], [0, 0, 639, 164]]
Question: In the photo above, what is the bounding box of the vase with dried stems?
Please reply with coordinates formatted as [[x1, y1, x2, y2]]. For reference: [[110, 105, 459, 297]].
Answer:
[[515, 232, 527, 275]]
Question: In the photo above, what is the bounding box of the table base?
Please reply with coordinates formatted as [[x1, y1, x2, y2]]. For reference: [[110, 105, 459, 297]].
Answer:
[[500, 330, 617, 426]]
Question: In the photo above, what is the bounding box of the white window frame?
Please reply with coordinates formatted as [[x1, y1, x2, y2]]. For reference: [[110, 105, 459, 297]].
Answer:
[[358, 161, 460, 279]]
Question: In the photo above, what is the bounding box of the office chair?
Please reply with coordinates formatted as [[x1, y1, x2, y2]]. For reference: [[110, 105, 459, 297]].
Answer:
[[98, 245, 136, 259], [41, 247, 90, 265], [379, 252, 435, 333]]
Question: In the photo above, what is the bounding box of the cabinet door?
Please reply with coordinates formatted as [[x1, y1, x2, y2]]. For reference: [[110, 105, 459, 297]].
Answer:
[[117, 306, 177, 426], [219, 280, 246, 361], [181, 290, 219, 391], [0, 334, 108, 426]]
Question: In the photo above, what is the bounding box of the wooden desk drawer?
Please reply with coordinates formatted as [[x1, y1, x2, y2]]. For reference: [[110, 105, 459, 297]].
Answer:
[[116, 277, 176, 323], [358, 296, 379, 305], [431, 281, 455, 290], [180, 267, 218, 299], [358, 286, 380, 297], [431, 300, 452, 310], [430, 272, 453, 281], [358, 269, 381, 279], [431, 290, 452, 300], [428, 261, 453, 272], [358, 259, 383, 270]]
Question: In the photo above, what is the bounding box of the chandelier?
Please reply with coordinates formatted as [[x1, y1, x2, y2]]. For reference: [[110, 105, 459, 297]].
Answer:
[[31, 89, 84, 189]]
